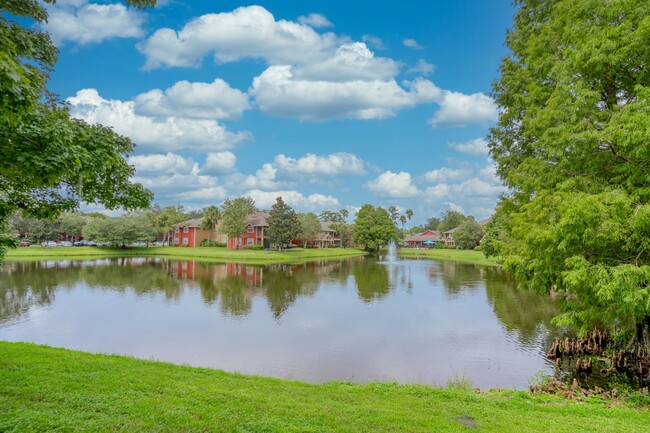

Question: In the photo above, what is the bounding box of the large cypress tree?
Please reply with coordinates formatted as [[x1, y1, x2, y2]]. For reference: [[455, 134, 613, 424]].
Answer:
[[486, 0, 650, 353]]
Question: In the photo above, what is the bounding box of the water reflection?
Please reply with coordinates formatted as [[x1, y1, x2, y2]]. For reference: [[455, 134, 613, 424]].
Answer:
[[0, 257, 559, 388]]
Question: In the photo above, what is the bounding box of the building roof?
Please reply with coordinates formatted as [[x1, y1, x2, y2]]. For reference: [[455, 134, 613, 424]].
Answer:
[[405, 230, 441, 242], [320, 221, 337, 232], [172, 217, 204, 228], [245, 210, 270, 227], [477, 217, 492, 226]]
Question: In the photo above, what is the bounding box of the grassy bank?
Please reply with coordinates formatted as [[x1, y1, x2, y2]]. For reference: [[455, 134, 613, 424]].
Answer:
[[4, 246, 366, 264], [1, 342, 648, 432], [398, 248, 500, 267]]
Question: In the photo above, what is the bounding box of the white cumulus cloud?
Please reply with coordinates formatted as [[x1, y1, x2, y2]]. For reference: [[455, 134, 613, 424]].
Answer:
[[245, 190, 340, 211], [274, 152, 366, 176], [45, 1, 144, 46], [429, 91, 498, 128], [251, 67, 440, 121], [129, 153, 195, 174], [297, 13, 333, 28], [366, 171, 420, 198], [138, 5, 339, 69], [204, 151, 237, 174], [448, 138, 490, 155], [134, 79, 250, 120], [67, 89, 251, 152], [403, 38, 423, 49], [408, 59, 435, 75]]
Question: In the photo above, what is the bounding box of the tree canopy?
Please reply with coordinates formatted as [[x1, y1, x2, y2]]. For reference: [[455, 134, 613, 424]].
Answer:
[[453, 220, 484, 250], [1, 0, 156, 259], [437, 210, 471, 233], [353, 204, 398, 252], [486, 0, 650, 351], [267, 197, 300, 251], [220, 197, 256, 249], [297, 213, 321, 247]]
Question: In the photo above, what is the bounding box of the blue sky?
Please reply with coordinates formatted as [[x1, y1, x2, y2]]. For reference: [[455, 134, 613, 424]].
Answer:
[[44, 0, 515, 224]]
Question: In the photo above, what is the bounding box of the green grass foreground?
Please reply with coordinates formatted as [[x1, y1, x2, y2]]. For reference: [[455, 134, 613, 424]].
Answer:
[[1, 343, 648, 433], [398, 248, 500, 267], [4, 245, 366, 264]]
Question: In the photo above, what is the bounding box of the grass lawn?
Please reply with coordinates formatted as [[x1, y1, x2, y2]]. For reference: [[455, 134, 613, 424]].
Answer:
[[4, 245, 366, 265], [0, 342, 648, 432], [398, 248, 500, 267]]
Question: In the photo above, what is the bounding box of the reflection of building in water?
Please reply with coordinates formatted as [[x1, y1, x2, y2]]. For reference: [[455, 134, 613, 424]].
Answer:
[[165, 261, 265, 288]]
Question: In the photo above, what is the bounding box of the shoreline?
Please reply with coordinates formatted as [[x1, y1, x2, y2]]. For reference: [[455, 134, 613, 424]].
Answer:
[[1, 341, 648, 432], [4, 245, 499, 266]]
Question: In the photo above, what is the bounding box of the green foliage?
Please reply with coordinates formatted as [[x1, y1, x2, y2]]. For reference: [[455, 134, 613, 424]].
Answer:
[[267, 197, 300, 251], [488, 0, 650, 348], [424, 216, 441, 231], [220, 197, 256, 249], [297, 212, 321, 246], [83, 213, 156, 246], [330, 222, 353, 248], [199, 240, 226, 247], [0, 0, 154, 260], [200, 205, 221, 231], [353, 204, 398, 252], [453, 220, 485, 250], [318, 209, 348, 223], [437, 210, 471, 233]]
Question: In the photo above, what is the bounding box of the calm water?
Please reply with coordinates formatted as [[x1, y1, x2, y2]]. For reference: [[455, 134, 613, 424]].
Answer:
[[0, 257, 558, 389]]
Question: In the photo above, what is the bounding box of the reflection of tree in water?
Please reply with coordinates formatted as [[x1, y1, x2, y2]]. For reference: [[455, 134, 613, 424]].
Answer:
[[195, 263, 255, 318], [483, 266, 558, 346], [0, 259, 183, 324], [262, 264, 320, 320], [434, 261, 484, 299], [0, 262, 72, 324], [353, 257, 391, 303]]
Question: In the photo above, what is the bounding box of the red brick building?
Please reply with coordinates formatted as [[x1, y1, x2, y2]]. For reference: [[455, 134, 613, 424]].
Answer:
[[170, 217, 226, 247], [227, 211, 271, 249]]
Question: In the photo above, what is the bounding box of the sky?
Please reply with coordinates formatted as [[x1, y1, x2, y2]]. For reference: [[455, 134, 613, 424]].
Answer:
[[42, 0, 515, 225]]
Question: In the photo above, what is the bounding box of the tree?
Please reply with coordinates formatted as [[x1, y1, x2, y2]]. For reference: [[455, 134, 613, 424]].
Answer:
[[487, 0, 650, 353], [200, 205, 221, 232], [220, 197, 256, 250], [147, 205, 186, 246], [424, 216, 441, 231], [399, 215, 407, 230], [84, 213, 156, 247], [453, 220, 484, 250], [0, 0, 156, 260], [318, 209, 348, 223], [60, 213, 87, 242], [387, 205, 400, 224], [331, 222, 353, 248], [297, 213, 321, 247], [405, 209, 414, 230], [353, 205, 398, 253], [267, 197, 300, 251], [437, 210, 469, 233]]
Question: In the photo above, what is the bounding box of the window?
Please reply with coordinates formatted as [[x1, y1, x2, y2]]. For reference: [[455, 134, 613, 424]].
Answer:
[[257, 239, 262, 245], [237, 238, 242, 245], [247, 238, 254, 245], [183, 226, 189, 233], [182, 238, 189, 245], [247, 225, 254, 233], [174, 227, 179, 233]]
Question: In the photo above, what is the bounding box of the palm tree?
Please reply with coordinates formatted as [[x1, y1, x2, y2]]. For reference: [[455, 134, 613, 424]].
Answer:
[[201, 205, 221, 237], [406, 209, 414, 230]]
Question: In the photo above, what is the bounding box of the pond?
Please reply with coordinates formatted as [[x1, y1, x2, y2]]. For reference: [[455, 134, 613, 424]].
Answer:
[[0, 256, 559, 389]]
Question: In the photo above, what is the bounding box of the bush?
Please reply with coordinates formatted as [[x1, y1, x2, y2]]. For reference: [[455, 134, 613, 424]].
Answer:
[[243, 245, 264, 250], [200, 240, 226, 247]]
